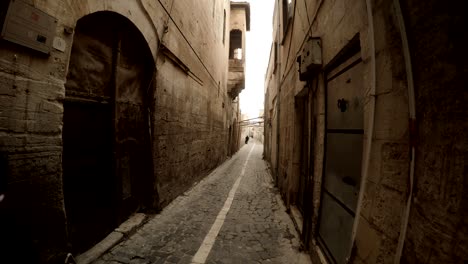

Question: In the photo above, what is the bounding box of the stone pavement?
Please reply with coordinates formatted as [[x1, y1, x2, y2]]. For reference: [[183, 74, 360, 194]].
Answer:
[[92, 141, 311, 264]]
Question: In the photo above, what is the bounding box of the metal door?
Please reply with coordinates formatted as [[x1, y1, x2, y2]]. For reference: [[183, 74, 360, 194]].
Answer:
[[318, 55, 364, 264]]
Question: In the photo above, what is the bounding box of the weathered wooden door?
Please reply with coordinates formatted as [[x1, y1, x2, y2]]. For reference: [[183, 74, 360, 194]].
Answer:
[[318, 53, 364, 264], [63, 12, 154, 253]]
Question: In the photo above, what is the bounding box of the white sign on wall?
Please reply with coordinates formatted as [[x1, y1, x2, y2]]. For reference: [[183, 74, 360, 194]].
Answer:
[[52, 36, 66, 52]]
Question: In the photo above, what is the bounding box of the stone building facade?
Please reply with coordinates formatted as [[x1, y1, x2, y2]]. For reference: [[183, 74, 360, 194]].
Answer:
[[0, 0, 249, 262], [264, 0, 467, 263], [227, 1, 250, 156]]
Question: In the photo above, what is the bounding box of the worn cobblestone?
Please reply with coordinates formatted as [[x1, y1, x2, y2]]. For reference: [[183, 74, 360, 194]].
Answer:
[[93, 142, 310, 264]]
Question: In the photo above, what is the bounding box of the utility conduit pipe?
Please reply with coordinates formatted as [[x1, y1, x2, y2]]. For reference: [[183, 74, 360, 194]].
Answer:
[[349, 0, 376, 260], [393, 0, 416, 262]]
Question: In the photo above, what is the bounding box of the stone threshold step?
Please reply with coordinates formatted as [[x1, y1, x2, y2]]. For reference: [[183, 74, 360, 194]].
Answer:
[[75, 213, 147, 264]]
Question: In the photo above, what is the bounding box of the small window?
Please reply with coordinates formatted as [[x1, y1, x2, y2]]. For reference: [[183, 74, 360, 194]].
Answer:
[[229, 30, 242, 59]]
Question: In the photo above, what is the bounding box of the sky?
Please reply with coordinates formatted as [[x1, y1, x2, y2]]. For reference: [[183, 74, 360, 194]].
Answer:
[[237, 0, 275, 119]]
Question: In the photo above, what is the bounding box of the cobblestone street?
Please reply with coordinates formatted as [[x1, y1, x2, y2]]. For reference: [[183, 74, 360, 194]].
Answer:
[[93, 141, 311, 264]]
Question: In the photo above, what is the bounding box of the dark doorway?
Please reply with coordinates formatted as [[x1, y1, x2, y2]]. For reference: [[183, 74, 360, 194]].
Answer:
[[63, 102, 114, 253], [296, 95, 310, 214], [63, 12, 155, 253]]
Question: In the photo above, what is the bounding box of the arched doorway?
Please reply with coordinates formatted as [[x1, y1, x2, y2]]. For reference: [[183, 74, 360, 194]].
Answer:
[[62, 12, 155, 253]]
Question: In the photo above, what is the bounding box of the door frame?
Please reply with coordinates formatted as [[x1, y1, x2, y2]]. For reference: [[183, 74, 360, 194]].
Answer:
[[316, 35, 363, 264]]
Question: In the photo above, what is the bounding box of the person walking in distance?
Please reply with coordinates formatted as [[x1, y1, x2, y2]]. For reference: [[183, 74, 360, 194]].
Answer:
[[245, 135, 249, 144]]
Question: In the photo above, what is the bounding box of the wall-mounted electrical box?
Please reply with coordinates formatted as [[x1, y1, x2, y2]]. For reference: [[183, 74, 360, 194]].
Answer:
[[1, 0, 57, 54], [298, 37, 322, 81]]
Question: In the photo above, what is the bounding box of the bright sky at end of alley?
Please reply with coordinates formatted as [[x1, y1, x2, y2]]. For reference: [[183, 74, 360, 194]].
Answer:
[[238, 0, 275, 119]]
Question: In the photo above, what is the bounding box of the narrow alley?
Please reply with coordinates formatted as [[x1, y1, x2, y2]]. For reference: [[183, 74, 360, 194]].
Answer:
[[0, 0, 466, 263], [92, 141, 310, 264]]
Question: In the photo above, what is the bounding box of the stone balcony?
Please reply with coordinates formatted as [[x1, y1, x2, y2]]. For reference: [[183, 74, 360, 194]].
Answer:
[[228, 59, 245, 99]]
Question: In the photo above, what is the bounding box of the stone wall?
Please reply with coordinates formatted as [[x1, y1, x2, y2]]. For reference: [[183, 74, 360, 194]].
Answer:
[[0, 0, 238, 262], [262, 0, 465, 263], [264, 5, 279, 175], [400, 0, 468, 262]]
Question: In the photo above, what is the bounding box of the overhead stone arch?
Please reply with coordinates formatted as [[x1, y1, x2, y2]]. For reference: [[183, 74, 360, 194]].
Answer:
[[58, 0, 161, 60]]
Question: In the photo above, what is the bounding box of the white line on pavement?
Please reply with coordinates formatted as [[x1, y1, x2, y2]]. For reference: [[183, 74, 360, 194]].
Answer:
[[191, 143, 256, 264]]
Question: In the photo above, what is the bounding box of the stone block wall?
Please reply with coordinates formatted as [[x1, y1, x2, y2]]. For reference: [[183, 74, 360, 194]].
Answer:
[[0, 0, 238, 261], [265, 0, 467, 262], [264, 4, 279, 174], [0, 35, 68, 262], [400, 0, 468, 262], [152, 0, 234, 207]]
